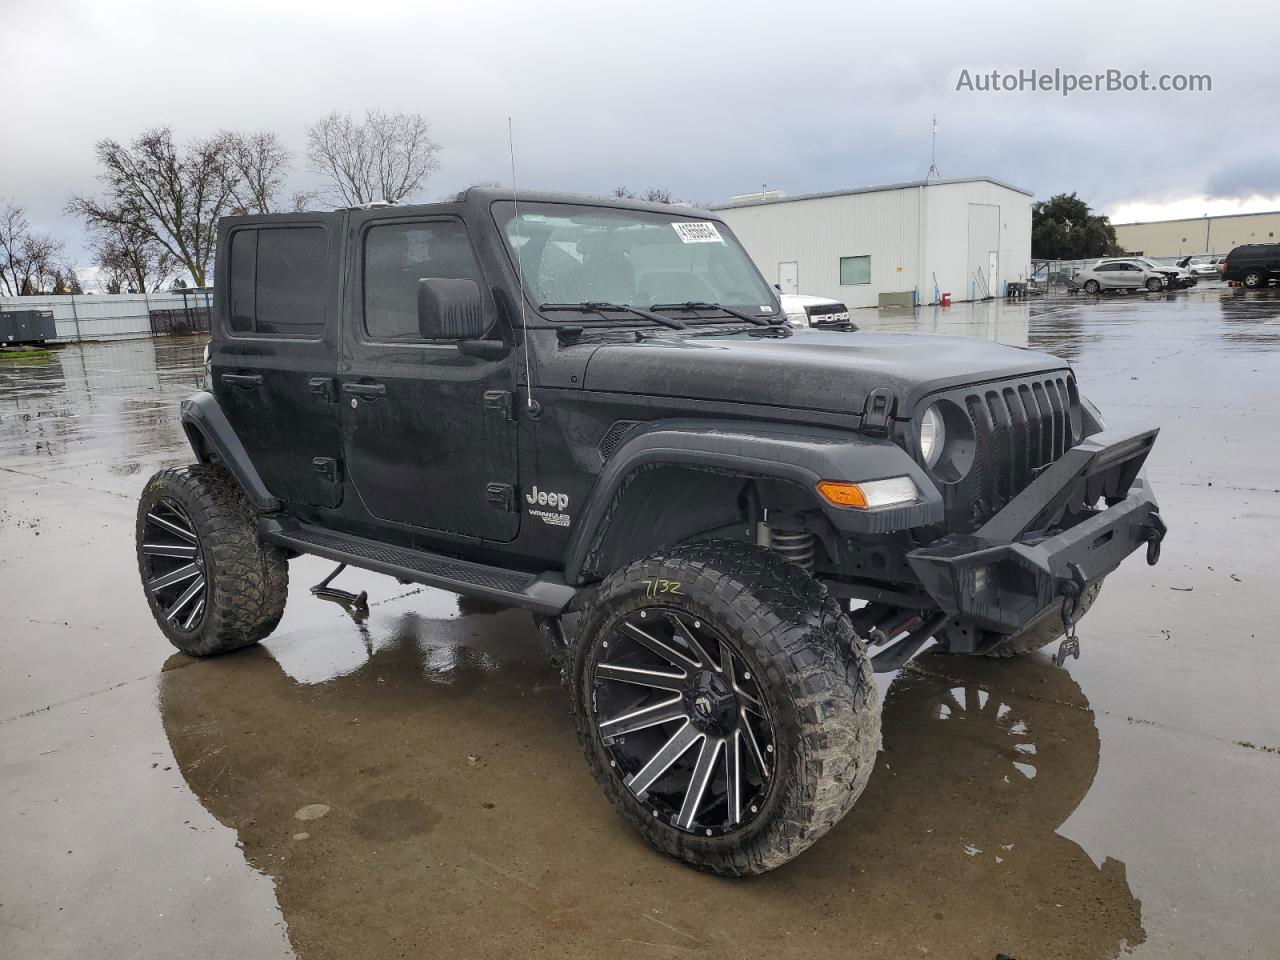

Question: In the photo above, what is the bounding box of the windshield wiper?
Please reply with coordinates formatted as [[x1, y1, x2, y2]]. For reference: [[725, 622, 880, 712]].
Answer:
[[650, 301, 774, 326], [540, 301, 687, 330]]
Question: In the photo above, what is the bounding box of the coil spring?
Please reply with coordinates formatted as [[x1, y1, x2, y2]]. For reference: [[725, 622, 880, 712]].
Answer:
[[770, 529, 816, 574]]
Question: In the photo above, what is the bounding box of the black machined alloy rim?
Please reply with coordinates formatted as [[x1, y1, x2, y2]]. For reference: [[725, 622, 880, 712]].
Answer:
[[141, 497, 207, 632], [590, 607, 776, 836]]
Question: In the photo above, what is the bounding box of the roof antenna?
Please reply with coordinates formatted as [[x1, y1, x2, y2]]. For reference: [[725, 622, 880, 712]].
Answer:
[[508, 116, 536, 412], [926, 115, 941, 181]]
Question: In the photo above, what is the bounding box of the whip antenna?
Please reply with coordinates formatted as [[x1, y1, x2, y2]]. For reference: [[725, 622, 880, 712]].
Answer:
[[508, 117, 535, 411]]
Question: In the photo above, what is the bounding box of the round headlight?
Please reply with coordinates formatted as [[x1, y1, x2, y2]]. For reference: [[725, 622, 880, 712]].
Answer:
[[919, 404, 945, 468]]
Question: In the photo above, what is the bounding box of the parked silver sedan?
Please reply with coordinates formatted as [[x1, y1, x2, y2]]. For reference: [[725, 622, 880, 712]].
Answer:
[[1076, 259, 1167, 294]]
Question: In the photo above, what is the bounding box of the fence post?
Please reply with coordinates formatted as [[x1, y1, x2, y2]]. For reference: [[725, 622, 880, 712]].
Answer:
[[69, 294, 83, 342]]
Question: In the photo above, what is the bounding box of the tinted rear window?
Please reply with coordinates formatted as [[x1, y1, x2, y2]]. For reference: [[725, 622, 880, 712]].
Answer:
[[226, 226, 328, 337]]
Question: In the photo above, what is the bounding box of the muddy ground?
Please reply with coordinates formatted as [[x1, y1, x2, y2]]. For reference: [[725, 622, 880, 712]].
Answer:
[[1, 285, 1277, 959]]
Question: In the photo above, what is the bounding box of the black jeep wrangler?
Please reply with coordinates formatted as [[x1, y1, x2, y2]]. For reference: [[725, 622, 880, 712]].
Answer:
[[135, 189, 1165, 875]]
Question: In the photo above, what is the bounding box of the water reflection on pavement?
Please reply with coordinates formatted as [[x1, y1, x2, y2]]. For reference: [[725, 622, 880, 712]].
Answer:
[[3, 287, 1279, 960]]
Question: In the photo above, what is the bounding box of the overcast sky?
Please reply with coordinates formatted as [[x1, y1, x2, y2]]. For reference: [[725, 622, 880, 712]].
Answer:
[[3, 0, 1277, 274]]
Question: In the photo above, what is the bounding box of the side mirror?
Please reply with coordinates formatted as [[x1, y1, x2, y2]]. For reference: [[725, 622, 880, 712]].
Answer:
[[417, 277, 487, 341]]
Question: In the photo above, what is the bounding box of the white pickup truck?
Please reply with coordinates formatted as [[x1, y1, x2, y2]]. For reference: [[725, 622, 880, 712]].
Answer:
[[779, 293, 855, 329]]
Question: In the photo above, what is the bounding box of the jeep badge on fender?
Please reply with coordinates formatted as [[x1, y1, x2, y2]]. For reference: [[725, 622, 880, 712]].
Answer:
[[136, 187, 1165, 876]]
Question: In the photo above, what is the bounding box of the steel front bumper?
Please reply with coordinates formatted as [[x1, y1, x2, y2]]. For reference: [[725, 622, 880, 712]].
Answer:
[[906, 428, 1164, 636]]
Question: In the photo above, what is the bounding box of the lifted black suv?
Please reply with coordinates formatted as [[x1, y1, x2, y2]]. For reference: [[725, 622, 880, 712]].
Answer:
[[136, 189, 1166, 875]]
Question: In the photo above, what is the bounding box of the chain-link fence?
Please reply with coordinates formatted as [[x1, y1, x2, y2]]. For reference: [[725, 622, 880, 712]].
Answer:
[[0, 288, 212, 342]]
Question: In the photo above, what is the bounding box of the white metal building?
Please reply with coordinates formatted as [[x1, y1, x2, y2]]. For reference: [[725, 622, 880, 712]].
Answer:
[[713, 177, 1033, 309]]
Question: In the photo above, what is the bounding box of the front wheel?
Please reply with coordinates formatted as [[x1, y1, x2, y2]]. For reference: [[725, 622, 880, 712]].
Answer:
[[1145, 277, 1163, 292], [136, 464, 289, 657], [572, 540, 880, 875]]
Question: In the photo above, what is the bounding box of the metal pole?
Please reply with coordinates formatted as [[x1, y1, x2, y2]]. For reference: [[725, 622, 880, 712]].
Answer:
[[69, 293, 82, 342]]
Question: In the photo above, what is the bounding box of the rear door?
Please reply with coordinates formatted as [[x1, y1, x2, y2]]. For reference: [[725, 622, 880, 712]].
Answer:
[[1098, 261, 1128, 287], [213, 215, 344, 508], [340, 211, 520, 542]]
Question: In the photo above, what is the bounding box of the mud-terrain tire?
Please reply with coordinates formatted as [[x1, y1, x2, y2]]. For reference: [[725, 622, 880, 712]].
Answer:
[[136, 464, 288, 657], [937, 579, 1104, 659], [571, 539, 880, 876]]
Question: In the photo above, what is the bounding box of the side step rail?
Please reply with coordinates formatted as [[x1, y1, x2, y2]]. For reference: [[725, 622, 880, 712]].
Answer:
[[260, 518, 577, 615]]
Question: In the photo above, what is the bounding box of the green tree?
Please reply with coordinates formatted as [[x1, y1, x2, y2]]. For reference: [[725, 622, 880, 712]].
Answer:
[[1031, 193, 1123, 260]]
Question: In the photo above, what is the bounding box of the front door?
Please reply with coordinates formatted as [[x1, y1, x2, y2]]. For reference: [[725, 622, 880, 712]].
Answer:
[[778, 261, 799, 294], [340, 212, 520, 542], [214, 216, 343, 508]]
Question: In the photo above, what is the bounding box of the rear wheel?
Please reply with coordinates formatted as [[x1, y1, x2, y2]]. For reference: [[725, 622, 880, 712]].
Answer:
[[572, 540, 880, 875], [136, 464, 288, 657], [1243, 270, 1266, 288], [1083, 279, 1101, 294]]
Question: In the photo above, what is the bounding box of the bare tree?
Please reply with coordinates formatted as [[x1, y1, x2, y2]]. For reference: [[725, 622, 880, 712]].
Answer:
[[69, 127, 237, 287], [223, 131, 291, 214], [46, 264, 83, 295], [289, 190, 318, 212], [88, 215, 180, 293], [611, 186, 680, 204], [306, 109, 441, 206], [0, 201, 65, 296]]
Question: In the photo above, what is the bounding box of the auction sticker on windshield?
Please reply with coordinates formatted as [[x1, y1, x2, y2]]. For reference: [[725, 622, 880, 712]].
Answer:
[[671, 221, 723, 243]]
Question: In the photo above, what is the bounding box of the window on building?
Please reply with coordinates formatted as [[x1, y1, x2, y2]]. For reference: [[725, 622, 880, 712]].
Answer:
[[363, 220, 482, 341], [227, 227, 328, 337], [839, 255, 871, 285]]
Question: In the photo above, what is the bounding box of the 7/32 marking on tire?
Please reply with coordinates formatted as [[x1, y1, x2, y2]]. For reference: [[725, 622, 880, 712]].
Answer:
[[643, 579, 682, 599]]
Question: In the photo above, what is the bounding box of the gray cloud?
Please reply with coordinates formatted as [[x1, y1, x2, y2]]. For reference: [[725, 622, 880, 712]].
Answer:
[[1, 0, 1273, 269], [1205, 160, 1280, 200]]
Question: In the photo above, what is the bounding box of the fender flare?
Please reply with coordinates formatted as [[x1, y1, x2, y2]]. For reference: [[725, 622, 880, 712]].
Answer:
[[563, 419, 943, 584], [179, 391, 281, 513]]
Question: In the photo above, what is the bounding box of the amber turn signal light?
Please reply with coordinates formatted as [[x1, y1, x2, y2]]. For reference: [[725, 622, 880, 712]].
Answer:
[[816, 481, 869, 508], [816, 477, 918, 509]]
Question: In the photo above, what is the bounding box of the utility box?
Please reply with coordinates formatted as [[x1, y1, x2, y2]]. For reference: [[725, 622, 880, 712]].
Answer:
[[0, 309, 57, 346]]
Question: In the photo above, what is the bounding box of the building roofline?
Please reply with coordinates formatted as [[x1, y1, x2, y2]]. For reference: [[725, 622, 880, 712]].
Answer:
[[1113, 209, 1280, 227], [710, 176, 1033, 210]]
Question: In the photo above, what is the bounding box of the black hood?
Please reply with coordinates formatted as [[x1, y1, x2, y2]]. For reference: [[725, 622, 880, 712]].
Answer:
[[582, 330, 1069, 416]]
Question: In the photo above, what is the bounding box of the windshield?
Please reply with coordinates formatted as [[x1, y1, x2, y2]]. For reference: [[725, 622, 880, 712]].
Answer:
[[494, 202, 775, 316]]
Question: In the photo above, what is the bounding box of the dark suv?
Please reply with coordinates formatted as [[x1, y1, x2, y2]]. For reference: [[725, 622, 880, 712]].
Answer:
[[135, 189, 1166, 875], [1221, 243, 1280, 288]]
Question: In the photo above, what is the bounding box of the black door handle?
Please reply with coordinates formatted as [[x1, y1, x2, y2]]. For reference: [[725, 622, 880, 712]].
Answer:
[[221, 373, 263, 389], [342, 382, 387, 400]]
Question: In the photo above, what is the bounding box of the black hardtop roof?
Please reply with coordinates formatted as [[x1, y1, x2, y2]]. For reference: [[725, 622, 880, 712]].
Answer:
[[219, 189, 718, 229]]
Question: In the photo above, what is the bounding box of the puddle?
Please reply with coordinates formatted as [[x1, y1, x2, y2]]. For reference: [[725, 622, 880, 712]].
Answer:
[[161, 626, 1144, 958]]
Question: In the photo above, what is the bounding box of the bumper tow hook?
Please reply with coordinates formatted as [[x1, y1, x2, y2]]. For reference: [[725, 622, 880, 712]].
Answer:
[[1143, 511, 1167, 566], [1055, 562, 1087, 668]]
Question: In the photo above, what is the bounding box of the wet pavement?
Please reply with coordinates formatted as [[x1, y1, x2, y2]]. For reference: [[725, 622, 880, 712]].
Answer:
[[2, 285, 1278, 959]]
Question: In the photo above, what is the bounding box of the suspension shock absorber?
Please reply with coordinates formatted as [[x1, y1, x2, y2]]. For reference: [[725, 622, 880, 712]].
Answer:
[[758, 519, 817, 574]]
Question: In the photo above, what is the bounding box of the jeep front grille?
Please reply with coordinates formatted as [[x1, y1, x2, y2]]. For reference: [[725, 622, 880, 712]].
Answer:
[[939, 372, 1081, 531]]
